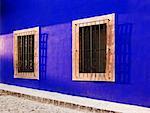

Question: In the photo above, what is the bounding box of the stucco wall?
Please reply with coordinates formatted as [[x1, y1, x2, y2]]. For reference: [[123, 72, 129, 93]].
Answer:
[[0, 0, 150, 107]]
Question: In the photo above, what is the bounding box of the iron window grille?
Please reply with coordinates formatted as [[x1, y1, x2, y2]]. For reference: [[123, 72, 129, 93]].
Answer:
[[14, 27, 39, 79], [72, 13, 115, 81]]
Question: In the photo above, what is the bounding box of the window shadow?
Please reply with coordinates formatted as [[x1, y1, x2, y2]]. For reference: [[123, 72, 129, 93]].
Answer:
[[115, 23, 133, 84], [39, 33, 48, 80]]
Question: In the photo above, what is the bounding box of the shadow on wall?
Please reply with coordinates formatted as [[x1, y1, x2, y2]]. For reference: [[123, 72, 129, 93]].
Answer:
[[39, 33, 48, 80], [115, 23, 133, 84], [38, 22, 133, 85]]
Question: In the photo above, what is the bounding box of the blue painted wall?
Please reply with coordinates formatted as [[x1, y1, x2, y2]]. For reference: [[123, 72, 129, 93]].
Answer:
[[0, 0, 150, 107]]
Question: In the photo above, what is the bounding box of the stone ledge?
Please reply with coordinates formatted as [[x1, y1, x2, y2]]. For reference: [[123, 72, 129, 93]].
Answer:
[[0, 89, 118, 113], [0, 83, 150, 113]]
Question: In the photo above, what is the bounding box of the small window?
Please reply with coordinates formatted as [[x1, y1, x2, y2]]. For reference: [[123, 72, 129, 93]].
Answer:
[[14, 27, 39, 79], [72, 14, 115, 81]]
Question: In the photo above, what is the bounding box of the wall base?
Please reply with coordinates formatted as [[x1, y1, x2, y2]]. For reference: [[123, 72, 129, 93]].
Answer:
[[0, 83, 149, 113]]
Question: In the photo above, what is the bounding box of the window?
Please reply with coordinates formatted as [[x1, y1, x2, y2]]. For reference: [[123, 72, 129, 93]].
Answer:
[[72, 13, 115, 81], [14, 27, 39, 79]]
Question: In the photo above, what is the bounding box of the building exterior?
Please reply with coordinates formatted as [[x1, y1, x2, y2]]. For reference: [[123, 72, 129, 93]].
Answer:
[[0, 0, 150, 111]]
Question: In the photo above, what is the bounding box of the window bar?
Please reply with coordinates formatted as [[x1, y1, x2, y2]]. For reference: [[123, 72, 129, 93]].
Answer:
[[31, 35, 33, 71], [20, 36, 23, 72], [22, 36, 24, 72], [24, 35, 26, 71], [27, 35, 29, 72], [17, 37, 19, 72], [99, 24, 101, 74], [27, 35, 29, 71], [29, 35, 32, 70], [30, 35, 32, 71], [26, 35, 28, 71], [32, 35, 34, 72], [90, 26, 93, 73], [25, 35, 27, 71], [82, 27, 84, 73], [19, 36, 21, 72], [17, 36, 20, 72], [28, 35, 30, 75], [28, 35, 30, 71]]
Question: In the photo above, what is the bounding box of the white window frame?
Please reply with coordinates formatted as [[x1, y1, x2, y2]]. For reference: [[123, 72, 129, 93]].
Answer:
[[72, 13, 115, 82], [13, 27, 39, 80]]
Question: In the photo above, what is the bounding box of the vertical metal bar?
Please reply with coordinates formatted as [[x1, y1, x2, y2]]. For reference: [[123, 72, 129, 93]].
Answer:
[[24, 36, 26, 71], [82, 27, 84, 72], [30, 35, 32, 70], [22, 36, 24, 71], [25, 35, 27, 71], [32, 35, 34, 71], [99, 24, 101, 73], [30, 35, 32, 71], [28, 35, 30, 71], [17, 36, 20, 72], [29, 35, 32, 71], [20, 36, 22, 72], [90, 26, 92, 73], [27, 35, 29, 71], [26, 35, 28, 71]]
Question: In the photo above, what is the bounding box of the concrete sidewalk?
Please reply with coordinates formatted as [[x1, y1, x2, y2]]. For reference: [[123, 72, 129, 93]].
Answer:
[[0, 95, 94, 113]]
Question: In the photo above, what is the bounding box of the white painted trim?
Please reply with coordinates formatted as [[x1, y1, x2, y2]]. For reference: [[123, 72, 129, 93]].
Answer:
[[0, 83, 149, 113]]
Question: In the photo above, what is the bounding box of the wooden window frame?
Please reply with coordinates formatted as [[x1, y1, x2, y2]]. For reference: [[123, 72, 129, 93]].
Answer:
[[13, 27, 39, 80], [72, 13, 115, 82]]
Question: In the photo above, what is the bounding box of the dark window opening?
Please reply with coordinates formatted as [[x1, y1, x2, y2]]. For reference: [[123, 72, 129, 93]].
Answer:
[[79, 24, 107, 73], [17, 35, 34, 72]]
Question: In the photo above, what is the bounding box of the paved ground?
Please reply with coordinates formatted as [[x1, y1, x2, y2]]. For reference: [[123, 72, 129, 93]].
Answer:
[[0, 95, 93, 113]]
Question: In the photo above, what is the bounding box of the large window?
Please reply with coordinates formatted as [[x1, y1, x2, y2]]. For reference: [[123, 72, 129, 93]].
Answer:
[[72, 14, 115, 81], [14, 27, 39, 79]]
